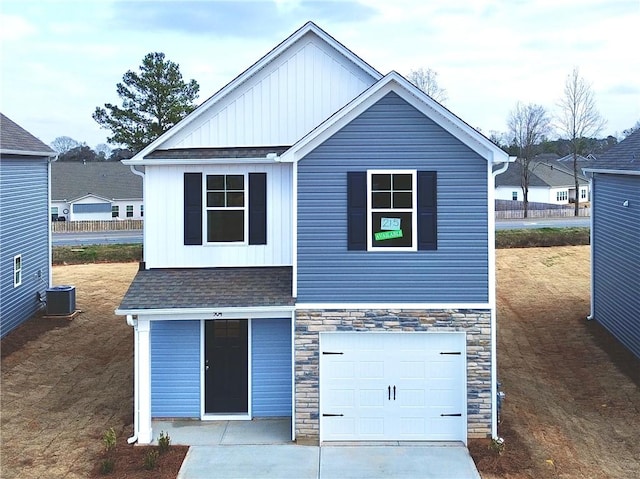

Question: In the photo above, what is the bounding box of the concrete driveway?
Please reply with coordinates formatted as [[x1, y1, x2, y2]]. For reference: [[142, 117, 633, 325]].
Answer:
[[155, 419, 480, 479], [177, 443, 480, 479]]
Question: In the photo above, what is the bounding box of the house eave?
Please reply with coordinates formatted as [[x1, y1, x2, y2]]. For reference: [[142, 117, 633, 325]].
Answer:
[[122, 157, 282, 166], [583, 168, 640, 176], [115, 305, 295, 317], [1, 149, 56, 157]]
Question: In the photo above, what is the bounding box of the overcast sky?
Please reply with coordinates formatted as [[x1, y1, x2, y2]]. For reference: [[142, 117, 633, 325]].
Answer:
[[1, 0, 638, 149]]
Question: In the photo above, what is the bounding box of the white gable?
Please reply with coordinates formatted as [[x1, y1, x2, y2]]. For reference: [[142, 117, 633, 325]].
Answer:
[[159, 31, 378, 150]]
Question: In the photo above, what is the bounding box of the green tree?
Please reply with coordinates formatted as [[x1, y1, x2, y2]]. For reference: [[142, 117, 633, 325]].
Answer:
[[93, 52, 199, 153]]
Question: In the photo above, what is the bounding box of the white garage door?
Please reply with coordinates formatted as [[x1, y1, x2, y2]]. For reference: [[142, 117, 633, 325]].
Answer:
[[320, 332, 466, 442]]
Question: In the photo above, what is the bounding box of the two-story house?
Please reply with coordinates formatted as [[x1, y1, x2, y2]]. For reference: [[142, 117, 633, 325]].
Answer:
[[1, 113, 56, 337], [116, 22, 513, 446]]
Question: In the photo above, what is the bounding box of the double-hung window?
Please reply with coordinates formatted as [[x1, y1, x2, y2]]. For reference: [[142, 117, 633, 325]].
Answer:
[[206, 174, 246, 243], [368, 170, 417, 250], [126, 205, 134, 218], [14, 255, 22, 287], [112, 205, 119, 218]]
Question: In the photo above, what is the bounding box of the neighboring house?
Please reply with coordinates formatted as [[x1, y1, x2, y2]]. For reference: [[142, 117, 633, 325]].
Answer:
[[116, 22, 513, 446], [495, 159, 589, 204], [584, 130, 640, 359], [0, 113, 56, 338], [51, 161, 143, 221]]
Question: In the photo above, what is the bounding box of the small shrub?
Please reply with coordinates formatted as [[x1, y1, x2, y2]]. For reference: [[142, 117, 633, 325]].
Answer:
[[143, 450, 159, 470], [102, 427, 116, 453], [489, 437, 505, 455], [100, 458, 115, 474], [158, 430, 171, 454]]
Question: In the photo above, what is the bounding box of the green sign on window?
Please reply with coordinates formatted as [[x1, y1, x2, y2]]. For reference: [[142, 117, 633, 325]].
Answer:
[[375, 229, 403, 241]]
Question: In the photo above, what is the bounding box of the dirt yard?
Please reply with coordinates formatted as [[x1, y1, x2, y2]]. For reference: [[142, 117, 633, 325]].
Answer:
[[1, 246, 639, 478]]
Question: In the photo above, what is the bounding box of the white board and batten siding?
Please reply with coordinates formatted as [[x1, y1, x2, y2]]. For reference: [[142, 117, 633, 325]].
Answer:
[[159, 32, 376, 149], [144, 163, 292, 269], [320, 332, 467, 442]]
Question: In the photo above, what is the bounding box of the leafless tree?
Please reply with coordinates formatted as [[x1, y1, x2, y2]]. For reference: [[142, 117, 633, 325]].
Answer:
[[508, 102, 552, 217], [406, 68, 448, 103], [50, 136, 80, 154], [556, 67, 606, 215]]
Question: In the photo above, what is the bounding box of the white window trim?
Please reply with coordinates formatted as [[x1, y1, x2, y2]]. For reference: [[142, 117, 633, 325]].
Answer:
[[14, 254, 22, 287], [367, 169, 417, 252], [204, 173, 248, 245]]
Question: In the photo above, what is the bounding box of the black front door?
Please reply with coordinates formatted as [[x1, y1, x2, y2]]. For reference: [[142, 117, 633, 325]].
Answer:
[[204, 320, 248, 414]]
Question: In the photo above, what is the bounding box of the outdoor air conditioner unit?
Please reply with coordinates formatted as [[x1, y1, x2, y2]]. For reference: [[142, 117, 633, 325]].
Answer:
[[46, 285, 76, 315]]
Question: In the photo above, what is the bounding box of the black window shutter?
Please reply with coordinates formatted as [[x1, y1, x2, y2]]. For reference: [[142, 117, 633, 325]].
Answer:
[[347, 172, 367, 250], [417, 171, 437, 250], [184, 173, 203, 245], [249, 173, 267, 245]]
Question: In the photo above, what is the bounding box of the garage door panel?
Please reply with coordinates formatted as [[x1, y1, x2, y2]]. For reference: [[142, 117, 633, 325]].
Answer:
[[321, 332, 466, 442]]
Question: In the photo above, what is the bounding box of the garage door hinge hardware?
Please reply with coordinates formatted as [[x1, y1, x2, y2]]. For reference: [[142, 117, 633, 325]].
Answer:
[[440, 351, 461, 355], [440, 413, 462, 417], [322, 351, 344, 355], [323, 413, 344, 417]]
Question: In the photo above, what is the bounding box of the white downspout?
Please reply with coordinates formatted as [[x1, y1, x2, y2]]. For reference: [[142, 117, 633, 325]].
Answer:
[[128, 165, 146, 265], [586, 172, 595, 321], [126, 315, 139, 444], [489, 157, 514, 439]]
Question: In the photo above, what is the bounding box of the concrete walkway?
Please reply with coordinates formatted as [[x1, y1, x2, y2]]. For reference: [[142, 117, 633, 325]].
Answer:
[[155, 420, 480, 479]]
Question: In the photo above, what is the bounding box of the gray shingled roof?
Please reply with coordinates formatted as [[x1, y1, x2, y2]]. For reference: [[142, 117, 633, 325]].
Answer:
[[118, 267, 294, 310], [586, 130, 640, 172], [496, 159, 588, 188], [0, 113, 55, 156], [145, 146, 290, 160], [51, 161, 142, 201]]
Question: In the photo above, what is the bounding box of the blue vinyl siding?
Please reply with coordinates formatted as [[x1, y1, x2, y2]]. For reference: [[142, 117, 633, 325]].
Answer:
[[0, 156, 50, 338], [297, 92, 489, 303], [592, 173, 640, 358], [151, 320, 201, 417], [251, 318, 292, 416]]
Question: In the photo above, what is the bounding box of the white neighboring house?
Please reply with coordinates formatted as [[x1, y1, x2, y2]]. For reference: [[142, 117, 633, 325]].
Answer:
[[495, 159, 590, 205], [51, 161, 143, 221]]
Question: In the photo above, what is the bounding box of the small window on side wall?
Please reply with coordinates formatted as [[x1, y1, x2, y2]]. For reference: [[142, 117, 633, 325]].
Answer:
[[112, 205, 119, 218], [126, 205, 134, 218], [14, 255, 22, 287]]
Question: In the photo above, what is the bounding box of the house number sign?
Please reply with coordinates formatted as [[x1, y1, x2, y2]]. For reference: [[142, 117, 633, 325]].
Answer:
[[380, 217, 401, 230]]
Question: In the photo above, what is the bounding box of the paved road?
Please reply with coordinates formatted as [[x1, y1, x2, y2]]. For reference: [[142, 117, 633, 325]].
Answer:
[[495, 217, 590, 230], [52, 218, 590, 245], [52, 230, 143, 246]]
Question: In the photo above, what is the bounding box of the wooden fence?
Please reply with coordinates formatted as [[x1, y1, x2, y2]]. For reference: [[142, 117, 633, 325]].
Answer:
[[496, 208, 590, 219], [51, 219, 143, 232]]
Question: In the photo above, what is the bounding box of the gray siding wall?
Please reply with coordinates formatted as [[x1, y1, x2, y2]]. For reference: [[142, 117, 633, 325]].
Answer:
[[0, 156, 50, 338], [592, 173, 640, 358], [151, 320, 201, 417], [297, 92, 489, 303]]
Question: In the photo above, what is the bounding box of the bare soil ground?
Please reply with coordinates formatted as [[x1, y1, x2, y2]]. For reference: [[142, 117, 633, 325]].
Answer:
[[1, 246, 639, 478]]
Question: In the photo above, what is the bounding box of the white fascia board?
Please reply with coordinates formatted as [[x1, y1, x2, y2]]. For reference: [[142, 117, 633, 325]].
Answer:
[[582, 168, 640, 176], [69, 193, 113, 203], [0, 149, 56, 157], [280, 72, 510, 165], [129, 22, 382, 162], [122, 157, 281, 167], [294, 303, 491, 310], [115, 306, 294, 318]]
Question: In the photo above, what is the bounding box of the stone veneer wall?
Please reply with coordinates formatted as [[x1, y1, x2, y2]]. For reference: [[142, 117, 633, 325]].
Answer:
[[294, 309, 492, 443]]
